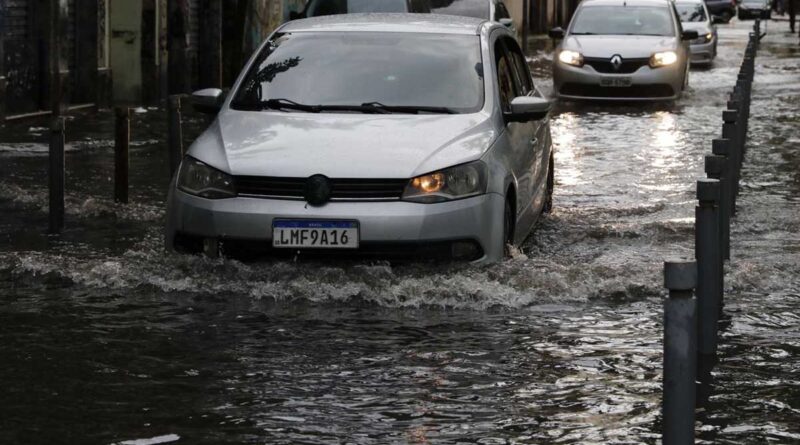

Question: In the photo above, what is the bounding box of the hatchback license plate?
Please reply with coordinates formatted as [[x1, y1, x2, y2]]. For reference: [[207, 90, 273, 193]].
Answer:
[[600, 77, 632, 87], [272, 220, 359, 249]]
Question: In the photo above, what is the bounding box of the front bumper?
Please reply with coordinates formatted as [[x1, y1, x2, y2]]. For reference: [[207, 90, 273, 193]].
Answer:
[[165, 186, 507, 263], [690, 39, 716, 64], [553, 58, 685, 101]]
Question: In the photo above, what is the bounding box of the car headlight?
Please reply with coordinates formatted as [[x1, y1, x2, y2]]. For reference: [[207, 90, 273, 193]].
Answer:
[[177, 156, 236, 199], [402, 161, 488, 203], [650, 51, 678, 68], [558, 50, 584, 67]]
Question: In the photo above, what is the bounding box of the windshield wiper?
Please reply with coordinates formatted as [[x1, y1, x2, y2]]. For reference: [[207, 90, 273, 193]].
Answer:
[[360, 102, 458, 114], [234, 99, 457, 114], [261, 98, 322, 113], [569, 32, 596, 35]]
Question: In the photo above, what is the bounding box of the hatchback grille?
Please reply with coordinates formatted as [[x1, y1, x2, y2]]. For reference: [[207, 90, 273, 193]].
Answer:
[[584, 57, 650, 74], [560, 82, 675, 98], [233, 176, 409, 201]]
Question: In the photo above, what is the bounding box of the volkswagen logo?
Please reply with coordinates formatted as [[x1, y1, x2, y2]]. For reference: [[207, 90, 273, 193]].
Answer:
[[610, 55, 623, 71], [304, 174, 332, 206]]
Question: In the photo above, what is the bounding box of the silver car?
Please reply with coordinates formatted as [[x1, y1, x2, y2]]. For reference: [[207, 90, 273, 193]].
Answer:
[[675, 0, 718, 65], [550, 0, 698, 101], [166, 14, 554, 263]]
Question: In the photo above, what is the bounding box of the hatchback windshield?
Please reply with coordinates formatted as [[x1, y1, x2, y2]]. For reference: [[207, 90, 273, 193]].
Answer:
[[675, 3, 707, 22], [232, 32, 484, 114], [570, 5, 675, 36], [430, 0, 488, 18], [305, 0, 408, 16]]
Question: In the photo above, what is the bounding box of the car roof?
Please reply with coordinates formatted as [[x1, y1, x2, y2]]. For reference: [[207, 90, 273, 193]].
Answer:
[[579, 0, 674, 7], [279, 13, 487, 35]]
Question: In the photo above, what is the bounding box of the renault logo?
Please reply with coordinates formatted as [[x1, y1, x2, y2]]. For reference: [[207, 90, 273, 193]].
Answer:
[[304, 174, 332, 206], [610, 55, 623, 71]]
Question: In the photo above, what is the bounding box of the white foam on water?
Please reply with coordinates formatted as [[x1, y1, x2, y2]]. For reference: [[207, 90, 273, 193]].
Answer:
[[112, 434, 180, 445]]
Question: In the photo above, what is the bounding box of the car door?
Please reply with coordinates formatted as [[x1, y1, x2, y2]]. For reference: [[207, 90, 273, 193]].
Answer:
[[493, 36, 537, 230], [506, 37, 549, 223]]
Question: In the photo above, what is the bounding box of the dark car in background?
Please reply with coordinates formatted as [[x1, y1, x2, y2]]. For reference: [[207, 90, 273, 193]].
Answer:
[[290, 0, 516, 32], [737, 0, 771, 19], [429, 0, 516, 32], [704, 0, 736, 22], [289, 0, 430, 19]]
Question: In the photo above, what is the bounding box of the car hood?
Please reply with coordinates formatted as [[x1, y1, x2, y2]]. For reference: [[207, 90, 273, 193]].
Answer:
[[682, 22, 711, 34], [189, 110, 498, 179], [563, 35, 678, 58]]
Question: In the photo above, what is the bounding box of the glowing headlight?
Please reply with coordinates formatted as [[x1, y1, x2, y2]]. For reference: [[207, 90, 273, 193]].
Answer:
[[650, 51, 678, 68], [558, 50, 584, 67], [177, 156, 236, 199], [403, 161, 488, 203]]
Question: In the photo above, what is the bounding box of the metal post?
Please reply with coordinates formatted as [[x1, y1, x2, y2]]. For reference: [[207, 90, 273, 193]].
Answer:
[[522, 0, 530, 55], [713, 139, 737, 217], [168, 95, 184, 178], [695, 179, 722, 357], [49, 117, 66, 234], [706, 155, 730, 261], [722, 112, 742, 176], [114, 107, 130, 204], [663, 260, 698, 445]]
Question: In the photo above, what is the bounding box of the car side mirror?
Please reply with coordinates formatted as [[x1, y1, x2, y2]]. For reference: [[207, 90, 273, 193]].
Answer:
[[548, 27, 565, 39], [191, 88, 226, 114], [681, 30, 699, 40], [506, 96, 551, 123], [499, 18, 514, 28]]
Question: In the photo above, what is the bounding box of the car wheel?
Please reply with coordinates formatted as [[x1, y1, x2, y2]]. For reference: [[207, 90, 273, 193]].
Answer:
[[503, 196, 514, 254], [543, 154, 554, 214], [721, 11, 732, 22]]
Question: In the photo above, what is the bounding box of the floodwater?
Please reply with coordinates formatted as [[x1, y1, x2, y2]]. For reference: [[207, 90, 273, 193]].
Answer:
[[1, 20, 798, 445]]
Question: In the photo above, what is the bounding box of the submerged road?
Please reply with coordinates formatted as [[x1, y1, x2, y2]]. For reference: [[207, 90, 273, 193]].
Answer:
[[1, 19, 798, 445]]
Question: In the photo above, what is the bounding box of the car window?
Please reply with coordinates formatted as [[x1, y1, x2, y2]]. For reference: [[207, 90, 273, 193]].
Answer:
[[570, 5, 676, 36], [232, 32, 485, 113], [430, 0, 489, 19], [494, 39, 518, 112], [307, 0, 409, 16], [675, 2, 708, 22], [495, 2, 511, 21], [504, 38, 532, 96]]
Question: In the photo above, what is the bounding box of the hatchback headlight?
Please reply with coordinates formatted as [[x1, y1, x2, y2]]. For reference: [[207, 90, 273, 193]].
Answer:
[[403, 161, 488, 203], [177, 156, 236, 199], [650, 51, 678, 68], [558, 50, 584, 67]]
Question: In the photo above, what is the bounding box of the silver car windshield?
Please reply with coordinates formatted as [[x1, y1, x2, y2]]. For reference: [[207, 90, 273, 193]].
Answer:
[[232, 32, 485, 114], [570, 5, 675, 36], [675, 3, 707, 22], [306, 0, 408, 16]]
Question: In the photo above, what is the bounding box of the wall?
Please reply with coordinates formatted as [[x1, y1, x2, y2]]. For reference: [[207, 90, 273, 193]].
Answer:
[[109, 0, 142, 103]]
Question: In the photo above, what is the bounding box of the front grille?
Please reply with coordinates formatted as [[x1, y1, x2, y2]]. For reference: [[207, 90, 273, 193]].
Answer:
[[221, 238, 485, 262], [584, 57, 650, 74], [560, 82, 675, 99], [234, 176, 409, 201]]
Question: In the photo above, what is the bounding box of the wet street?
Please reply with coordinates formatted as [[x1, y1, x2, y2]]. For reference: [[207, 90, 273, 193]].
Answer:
[[1, 19, 799, 445]]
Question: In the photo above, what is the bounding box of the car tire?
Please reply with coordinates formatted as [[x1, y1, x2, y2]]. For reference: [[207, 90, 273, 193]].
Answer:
[[543, 154, 554, 214], [722, 11, 732, 22], [503, 196, 514, 255]]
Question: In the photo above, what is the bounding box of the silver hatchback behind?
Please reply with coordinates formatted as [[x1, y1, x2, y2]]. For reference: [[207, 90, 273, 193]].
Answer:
[[550, 0, 698, 101], [166, 14, 554, 263]]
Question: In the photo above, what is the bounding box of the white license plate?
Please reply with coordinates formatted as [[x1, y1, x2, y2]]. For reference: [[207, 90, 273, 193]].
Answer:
[[600, 77, 632, 87], [272, 220, 359, 249]]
